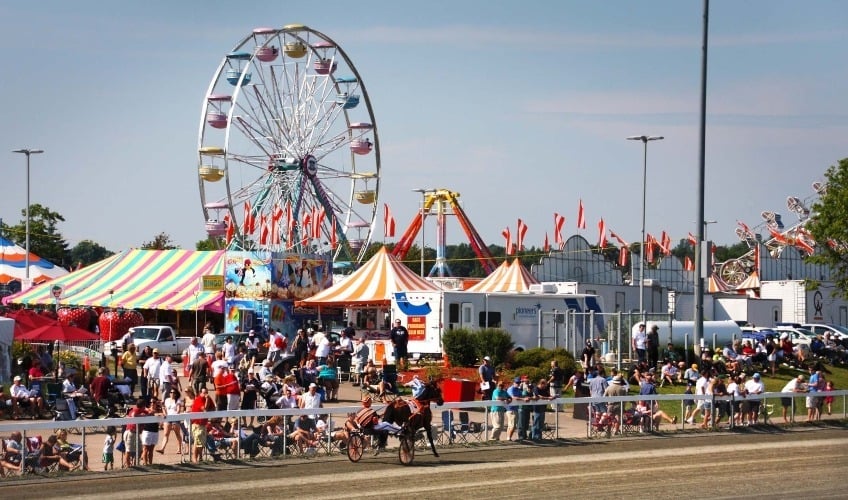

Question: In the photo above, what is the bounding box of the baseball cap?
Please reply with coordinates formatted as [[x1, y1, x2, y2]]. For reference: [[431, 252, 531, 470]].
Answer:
[[513, 377, 521, 384], [309, 383, 317, 388], [152, 348, 160, 354], [753, 373, 761, 379], [13, 375, 21, 382], [483, 356, 491, 361]]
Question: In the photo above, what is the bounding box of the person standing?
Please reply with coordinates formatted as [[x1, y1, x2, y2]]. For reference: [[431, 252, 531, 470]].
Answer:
[[547, 360, 565, 410], [245, 331, 260, 362], [780, 374, 806, 424], [201, 328, 217, 357], [530, 379, 552, 440], [143, 349, 164, 402], [478, 356, 496, 400], [505, 377, 522, 441], [121, 344, 139, 396], [489, 380, 511, 441], [647, 325, 660, 368], [222, 336, 236, 368], [516, 377, 532, 441], [352, 337, 369, 386], [632, 323, 647, 364], [580, 340, 595, 372], [189, 352, 209, 394], [389, 319, 410, 371]]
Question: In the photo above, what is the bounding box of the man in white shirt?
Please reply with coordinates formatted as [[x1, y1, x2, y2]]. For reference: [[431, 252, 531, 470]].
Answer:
[[222, 336, 237, 367], [159, 356, 175, 396], [211, 352, 229, 378], [780, 374, 806, 423], [143, 349, 164, 401], [201, 328, 217, 355], [744, 372, 765, 424], [185, 337, 203, 366], [10, 376, 44, 416], [267, 329, 282, 363], [299, 382, 323, 420], [314, 335, 331, 365]]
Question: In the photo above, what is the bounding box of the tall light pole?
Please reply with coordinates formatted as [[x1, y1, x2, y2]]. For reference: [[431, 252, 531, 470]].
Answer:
[[411, 188, 431, 277], [626, 135, 664, 323], [703, 220, 717, 242], [12, 148, 44, 286]]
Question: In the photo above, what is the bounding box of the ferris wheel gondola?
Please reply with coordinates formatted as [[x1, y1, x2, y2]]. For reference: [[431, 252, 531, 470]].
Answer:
[[197, 24, 380, 262]]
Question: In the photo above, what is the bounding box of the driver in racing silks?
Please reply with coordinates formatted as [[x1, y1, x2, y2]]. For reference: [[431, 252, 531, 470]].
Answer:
[[347, 395, 397, 456]]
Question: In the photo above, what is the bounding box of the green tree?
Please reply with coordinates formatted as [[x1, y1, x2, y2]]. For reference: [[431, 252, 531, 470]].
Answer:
[[69, 240, 114, 267], [2, 204, 70, 267], [141, 232, 179, 250], [441, 328, 477, 367], [806, 158, 848, 299], [473, 328, 514, 367], [196, 237, 224, 251]]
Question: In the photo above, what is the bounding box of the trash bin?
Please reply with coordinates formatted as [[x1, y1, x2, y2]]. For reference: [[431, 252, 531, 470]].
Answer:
[[443, 378, 477, 402], [573, 382, 590, 420]]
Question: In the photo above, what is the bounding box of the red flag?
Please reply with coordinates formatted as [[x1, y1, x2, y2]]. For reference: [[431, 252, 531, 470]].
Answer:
[[553, 213, 565, 249], [646, 233, 655, 264], [301, 211, 312, 247], [271, 203, 284, 244], [502, 227, 514, 256], [313, 207, 325, 239], [687, 232, 697, 246], [618, 245, 628, 267], [286, 201, 294, 248], [384, 203, 396, 238], [243, 201, 253, 235], [543, 233, 550, 253], [660, 231, 671, 256], [609, 230, 629, 247], [517, 219, 528, 251], [224, 214, 234, 245], [684, 256, 694, 271], [259, 214, 269, 245], [330, 215, 337, 249], [577, 199, 586, 229], [597, 218, 608, 248]]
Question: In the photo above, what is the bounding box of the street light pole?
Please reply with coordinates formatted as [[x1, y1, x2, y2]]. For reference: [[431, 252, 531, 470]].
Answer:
[[626, 135, 664, 323], [703, 220, 717, 242], [411, 188, 431, 277], [12, 148, 44, 286]]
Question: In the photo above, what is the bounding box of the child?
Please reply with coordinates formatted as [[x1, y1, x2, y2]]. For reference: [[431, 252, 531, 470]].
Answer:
[[824, 381, 835, 416], [103, 426, 116, 471], [683, 380, 697, 424]]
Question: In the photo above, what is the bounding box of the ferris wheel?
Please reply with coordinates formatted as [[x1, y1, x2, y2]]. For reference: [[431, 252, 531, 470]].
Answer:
[[198, 24, 380, 262]]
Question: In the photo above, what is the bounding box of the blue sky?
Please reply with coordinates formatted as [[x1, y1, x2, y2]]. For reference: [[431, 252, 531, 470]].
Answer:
[[1, 1, 846, 257]]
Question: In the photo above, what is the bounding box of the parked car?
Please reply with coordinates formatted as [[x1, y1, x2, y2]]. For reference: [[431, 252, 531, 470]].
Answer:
[[802, 323, 848, 345], [774, 326, 813, 346]]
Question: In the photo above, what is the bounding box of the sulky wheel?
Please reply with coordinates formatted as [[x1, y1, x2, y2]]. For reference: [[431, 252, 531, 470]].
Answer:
[[346, 433, 364, 463], [398, 434, 415, 465]]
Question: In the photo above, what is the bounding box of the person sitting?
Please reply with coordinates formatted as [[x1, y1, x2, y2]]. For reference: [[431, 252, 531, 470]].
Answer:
[[61, 373, 86, 420], [634, 400, 677, 430], [659, 361, 677, 388], [10, 376, 44, 419], [54, 429, 88, 471], [260, 415, 288, 456], [40, 435, 77, 471], [206, 419, 239, 460], [661, 343, 681, 364], [299, 359, 319, 388], [0, 432, 24, 476], [288, 414, 319, 452], [346, 395, 390, 455]]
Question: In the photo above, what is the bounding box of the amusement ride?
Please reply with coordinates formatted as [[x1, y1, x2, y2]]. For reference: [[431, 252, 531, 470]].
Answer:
[[197, 25, 380, 263]]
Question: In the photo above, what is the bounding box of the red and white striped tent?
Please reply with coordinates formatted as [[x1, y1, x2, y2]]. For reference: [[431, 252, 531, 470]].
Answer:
[[296, 246, 438, 307], [466, 259, 539, 293]]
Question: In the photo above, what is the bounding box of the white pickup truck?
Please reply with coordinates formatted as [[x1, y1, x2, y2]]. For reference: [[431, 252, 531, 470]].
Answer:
[[104, 325, 195, 359]]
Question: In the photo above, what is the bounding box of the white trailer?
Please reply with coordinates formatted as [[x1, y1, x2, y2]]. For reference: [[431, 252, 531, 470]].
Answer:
[[760, 280, 848, 326], [391, 289, 605, 356]]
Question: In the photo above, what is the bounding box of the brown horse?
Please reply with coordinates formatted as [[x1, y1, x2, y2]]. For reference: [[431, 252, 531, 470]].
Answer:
[[382, 379, 444, 458]]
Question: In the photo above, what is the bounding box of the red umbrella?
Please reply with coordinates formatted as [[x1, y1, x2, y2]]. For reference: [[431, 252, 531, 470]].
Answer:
[[19, 323, 100, 342], [7, 309, 57, 338]]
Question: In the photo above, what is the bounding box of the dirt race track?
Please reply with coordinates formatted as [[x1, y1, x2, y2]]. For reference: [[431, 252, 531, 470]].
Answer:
[[2, 427, 846, 499]]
